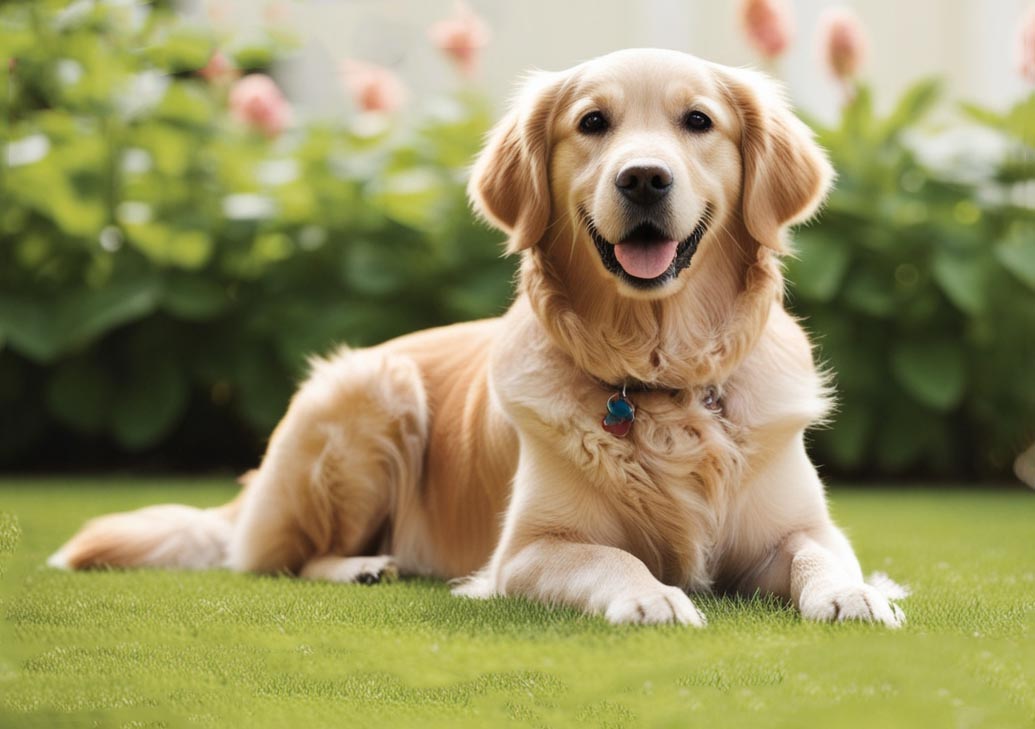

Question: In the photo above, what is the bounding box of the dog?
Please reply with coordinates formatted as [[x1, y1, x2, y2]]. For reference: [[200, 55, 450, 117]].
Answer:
[[51, 49, 904, 627]]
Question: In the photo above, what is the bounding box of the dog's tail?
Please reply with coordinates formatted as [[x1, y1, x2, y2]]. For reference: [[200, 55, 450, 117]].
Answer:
[[47, 473, 251, 571]]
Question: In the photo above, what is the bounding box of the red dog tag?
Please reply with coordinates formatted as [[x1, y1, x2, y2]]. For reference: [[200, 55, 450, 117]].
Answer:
[[602, 392, 635, 438]]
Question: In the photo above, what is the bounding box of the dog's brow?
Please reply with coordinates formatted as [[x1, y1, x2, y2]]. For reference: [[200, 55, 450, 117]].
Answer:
[[664, 89, 729, 127], [574, 79, 625, 107], [569, 97, 607, 118]]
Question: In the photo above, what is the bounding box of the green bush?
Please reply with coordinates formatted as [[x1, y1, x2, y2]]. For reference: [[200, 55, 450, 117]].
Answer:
[[787, 83, 1035, 478], [1, 1, 1032, 477], [0, 1, 508, 468]]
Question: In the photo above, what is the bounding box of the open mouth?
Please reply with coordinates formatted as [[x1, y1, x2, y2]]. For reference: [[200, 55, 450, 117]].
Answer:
[[583, 207, 711, 289]]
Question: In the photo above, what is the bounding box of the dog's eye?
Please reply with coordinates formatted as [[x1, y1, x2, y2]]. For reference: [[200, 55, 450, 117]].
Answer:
[[684, 110, 713, 132], [578, 111, 609, 135]]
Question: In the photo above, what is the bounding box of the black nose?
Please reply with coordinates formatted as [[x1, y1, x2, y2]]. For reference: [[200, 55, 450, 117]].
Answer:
[[615, 161, 673, 206]]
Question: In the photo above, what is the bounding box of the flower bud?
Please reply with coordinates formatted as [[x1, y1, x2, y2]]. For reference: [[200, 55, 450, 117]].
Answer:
[[340, 60, 407, 114], [817, 7, 869, 81], [739, 0, 794, 60], [199, 51, 238, 85], [1017, 6, 1035, 85], [229, 74, 292, 138], [428, 1, 491, 77]]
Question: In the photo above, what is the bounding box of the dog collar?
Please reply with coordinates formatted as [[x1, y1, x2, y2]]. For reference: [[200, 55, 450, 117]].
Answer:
[[599, 381, 724, 438]]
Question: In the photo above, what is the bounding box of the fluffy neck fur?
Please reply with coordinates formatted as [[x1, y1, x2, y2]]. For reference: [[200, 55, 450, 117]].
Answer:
[[520, 215, 782, 389]]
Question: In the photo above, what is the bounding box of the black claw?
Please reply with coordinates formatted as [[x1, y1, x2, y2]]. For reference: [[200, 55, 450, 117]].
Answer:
[[355, 570, 381, 585]]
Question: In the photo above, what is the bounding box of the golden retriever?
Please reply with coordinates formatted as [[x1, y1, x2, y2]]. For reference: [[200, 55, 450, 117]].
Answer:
[[51, 49, 904, 627]]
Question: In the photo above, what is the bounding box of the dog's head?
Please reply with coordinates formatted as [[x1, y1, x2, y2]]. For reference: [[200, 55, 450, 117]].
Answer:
[[469, 49, 833, 299]]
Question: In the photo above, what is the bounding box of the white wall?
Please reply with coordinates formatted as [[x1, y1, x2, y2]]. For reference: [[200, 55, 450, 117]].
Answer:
[[186, 0, 1034, 120]]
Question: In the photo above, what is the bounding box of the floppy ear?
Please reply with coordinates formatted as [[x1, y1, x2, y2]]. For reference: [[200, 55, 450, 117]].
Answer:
[[468, 72, 562, 254], [720, 68, 834, 252]]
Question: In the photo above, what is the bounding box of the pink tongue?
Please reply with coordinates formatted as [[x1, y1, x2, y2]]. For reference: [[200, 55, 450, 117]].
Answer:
[[613, 239, 679, 279]]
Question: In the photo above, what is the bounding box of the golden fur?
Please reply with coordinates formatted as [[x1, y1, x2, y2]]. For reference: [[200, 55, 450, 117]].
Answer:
[[51, 50, 904, 626]]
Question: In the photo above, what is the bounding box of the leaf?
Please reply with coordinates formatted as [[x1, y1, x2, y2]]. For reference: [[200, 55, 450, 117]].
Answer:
[[162, 276, 228, 320], [62, 276, 162, 350], [0, 19, 35, 59], [252, 233, 293, 264], [873, 399, 938, 472], [273, 306, 366, 372], [843, 268, 896, 317], [812, 322, 885, 394], [232, 44, 275, 71], [443, 263, 512, 319], [787, 232, 851, 302], [111, 357, 188, 450], [821, 406, 873, 470], [0, 294, 63, 362], [168, 229, 213, 269], [995, 232, 1035, 291], [136, 123, 192, 176], [842, 84, 875, 142], [881, 78, 941, 140], [156, 83, 214, 127], [340, 241, 407, 296], [932, 250, 988, 315], [146, 29, 213, 73], [123, 223, 213, 269], [370, 169, 444, 229], [235, 349, 293, 431], [276, 182, 318, 224], [1005, 93, 1035, 148], [891, 338, 966, 411], [959, 102, 1006, 131], [45, 358, 114, 435], [7, 155, 105, 237]]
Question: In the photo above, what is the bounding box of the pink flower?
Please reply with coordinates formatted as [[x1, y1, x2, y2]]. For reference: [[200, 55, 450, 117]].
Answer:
[[817, 7, 869, 81], [263, 2, 291, 26], [428, 1, 491, 77], [229, 74, 292, 138], [340, 60, 407, 114], [738, 0, 794, 60], [199, 50, 238, 84], [1018, 6, 1035, 85]]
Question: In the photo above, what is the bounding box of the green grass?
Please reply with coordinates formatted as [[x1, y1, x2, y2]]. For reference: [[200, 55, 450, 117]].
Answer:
[[1, 480, 1034, 728]]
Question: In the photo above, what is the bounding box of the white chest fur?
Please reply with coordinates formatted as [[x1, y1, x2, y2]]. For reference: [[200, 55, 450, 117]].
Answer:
[[491, 304, 829, 592]]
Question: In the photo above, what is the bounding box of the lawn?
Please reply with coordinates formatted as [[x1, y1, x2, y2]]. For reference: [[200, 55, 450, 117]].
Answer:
[[1, 479, 1033, 728]]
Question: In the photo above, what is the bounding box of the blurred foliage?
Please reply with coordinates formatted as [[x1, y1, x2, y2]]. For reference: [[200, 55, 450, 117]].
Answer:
[[1, 1, 1032, 478], [788, 82, 1035, 479], [0, 0, 506, 469]]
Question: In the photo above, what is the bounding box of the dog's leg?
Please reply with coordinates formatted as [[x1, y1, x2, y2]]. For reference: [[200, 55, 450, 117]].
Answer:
[[454, 446, 705, 626], [494, 538, 706, 625], [736, 441, 904, 627], [749, 526, 904, 627], [227, 348, 428, 575]]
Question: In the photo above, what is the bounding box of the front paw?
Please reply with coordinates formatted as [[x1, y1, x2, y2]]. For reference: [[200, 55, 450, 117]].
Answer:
[[604, 585, 706, 626], [800, 583, 905, 628]]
